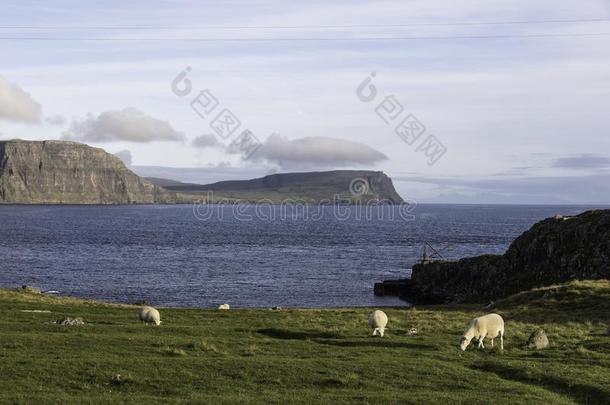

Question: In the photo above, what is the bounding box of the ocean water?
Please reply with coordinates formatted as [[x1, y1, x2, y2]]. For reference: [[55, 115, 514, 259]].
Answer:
[[0, 204, 602, 308]]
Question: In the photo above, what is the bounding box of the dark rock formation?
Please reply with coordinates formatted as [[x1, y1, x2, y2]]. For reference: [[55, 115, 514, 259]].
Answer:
[[154, 170, 404, 204], [403, 210, 610, 303], [0, 140, 173, 204]]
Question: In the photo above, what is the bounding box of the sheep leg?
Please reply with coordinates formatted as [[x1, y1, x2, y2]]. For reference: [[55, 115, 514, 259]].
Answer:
[[500, 332, 504, 351], [379, 329, 385, 338], [478, 333, 487, 349], [491, 338, 494, 348], [372, 329, 378, 336]]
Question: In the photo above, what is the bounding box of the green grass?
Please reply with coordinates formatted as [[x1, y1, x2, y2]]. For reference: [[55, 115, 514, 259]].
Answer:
[[1, 280, 609, 404]]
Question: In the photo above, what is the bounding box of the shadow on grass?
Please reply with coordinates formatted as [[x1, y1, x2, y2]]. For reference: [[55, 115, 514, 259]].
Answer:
[[314, 339, 436, 350], [257, 328, 340, 340], [471, 362, 610, 405]]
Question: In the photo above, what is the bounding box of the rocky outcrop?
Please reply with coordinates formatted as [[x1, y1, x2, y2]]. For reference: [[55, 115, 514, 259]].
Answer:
[[55, 317, 85, 326], [0, 140, 173, 204], [527, 329, 549, 349], [156, 170, 404, 204], [402, 210, 610, 303]]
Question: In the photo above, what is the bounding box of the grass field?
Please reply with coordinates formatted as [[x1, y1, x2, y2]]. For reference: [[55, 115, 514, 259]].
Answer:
[[1, 280, 609, 404]]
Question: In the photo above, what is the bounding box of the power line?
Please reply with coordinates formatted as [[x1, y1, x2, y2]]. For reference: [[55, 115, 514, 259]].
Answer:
[[0, 32, 609, 41], [0, 18, 609, 30]]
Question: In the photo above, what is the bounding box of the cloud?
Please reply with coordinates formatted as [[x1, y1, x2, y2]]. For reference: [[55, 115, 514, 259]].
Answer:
[[245, 134, 387, 168], [62, 108, 184, 143], [552, 154, 610, 170], [0, 76, 42, 123], [192, 134, 220, 148], [114, 149, 132, 166], [45, 115, 66, 126], [131, 165, 269, 185]]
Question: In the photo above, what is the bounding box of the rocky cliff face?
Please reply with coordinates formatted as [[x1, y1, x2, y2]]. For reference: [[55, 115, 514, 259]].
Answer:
[[158, 170, 405, 204], [406, 210, 610, 303], [0, 140, 170, 204]]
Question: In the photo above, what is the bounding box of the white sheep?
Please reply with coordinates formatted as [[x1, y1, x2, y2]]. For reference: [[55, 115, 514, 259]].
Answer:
[[139, 306, 161, 326], [218, 303, 230, 310], [368, 310, 388, 337], [460, 313, 504, 351]]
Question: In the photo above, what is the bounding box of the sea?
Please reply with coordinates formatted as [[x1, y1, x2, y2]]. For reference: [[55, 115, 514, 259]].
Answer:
[[0, 204, 604, 308]]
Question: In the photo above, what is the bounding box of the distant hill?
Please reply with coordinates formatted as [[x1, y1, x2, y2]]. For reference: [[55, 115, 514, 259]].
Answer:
[[0, 140, 172, 204], [149, 170, 404, 204], [0, 140, 403, 205]]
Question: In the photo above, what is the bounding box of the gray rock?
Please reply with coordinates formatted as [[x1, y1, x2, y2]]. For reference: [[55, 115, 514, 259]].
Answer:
[[56, 317, 85, 326], [271, 306, 282, 311], [527, 329, 549, 349], [111, 374, 122, 385], [0, 140, 172, 204], [406, 328, 418, 336]]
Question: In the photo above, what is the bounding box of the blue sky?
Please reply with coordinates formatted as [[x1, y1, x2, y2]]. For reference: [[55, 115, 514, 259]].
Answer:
[[1, 0, 610, 203]]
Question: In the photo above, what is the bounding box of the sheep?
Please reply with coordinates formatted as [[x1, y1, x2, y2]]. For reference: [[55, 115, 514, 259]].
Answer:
[[460, 313, 504, 351], [218, 303, 230, 310], [368, 310, 388, 337], [139, 306, 161, 326]]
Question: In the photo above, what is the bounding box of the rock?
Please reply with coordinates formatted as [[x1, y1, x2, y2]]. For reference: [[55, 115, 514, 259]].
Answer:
[[20, 285, 42, 294], [403, 210, 610, 304], [218, 304, 230, 310], [527, 329, 549, 349], [56, 317, 85, 326], [406, 328, 418, 336], [111, 374, 122, 385], [0, 140, 174, 204], [271, 306, 282, 311]]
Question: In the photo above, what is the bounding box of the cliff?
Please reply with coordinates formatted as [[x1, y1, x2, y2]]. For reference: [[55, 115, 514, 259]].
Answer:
[[402, 210, 610, 303], [154, 170, 404, 204], [0, 140, 171, 204]]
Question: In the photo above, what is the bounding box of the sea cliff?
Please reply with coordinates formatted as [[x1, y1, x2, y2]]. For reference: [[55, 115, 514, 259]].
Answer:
[[0, 140, 170, 204], [384, 210, 610, 303]]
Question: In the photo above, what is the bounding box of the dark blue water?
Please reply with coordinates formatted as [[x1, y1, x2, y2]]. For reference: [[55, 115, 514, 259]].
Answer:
[[0, 204, 602, 307]]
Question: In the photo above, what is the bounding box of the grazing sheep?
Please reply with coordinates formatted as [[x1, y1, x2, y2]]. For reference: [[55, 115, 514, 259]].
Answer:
[[139, 306, 161, 326], [218, 303, 230, 310], [368, 310, 388, 337], [460, 313, 504, 351]]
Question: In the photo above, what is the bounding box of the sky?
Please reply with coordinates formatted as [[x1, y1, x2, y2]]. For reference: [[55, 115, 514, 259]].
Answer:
[[1, 0, 609, 204]]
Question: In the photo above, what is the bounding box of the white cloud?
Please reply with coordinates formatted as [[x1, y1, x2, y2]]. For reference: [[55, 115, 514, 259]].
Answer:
[[245, 134, 387, 169], [192, 134, 220, 148], [62, 108, 184, 143], [0, 76, 42, 123], [45, 115, 66, 126]]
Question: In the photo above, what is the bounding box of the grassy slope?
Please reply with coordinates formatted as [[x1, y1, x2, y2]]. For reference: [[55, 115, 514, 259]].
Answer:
[[1, 280, 609, 404]]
